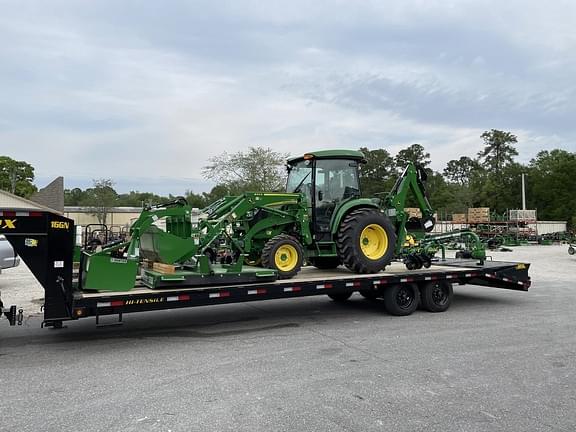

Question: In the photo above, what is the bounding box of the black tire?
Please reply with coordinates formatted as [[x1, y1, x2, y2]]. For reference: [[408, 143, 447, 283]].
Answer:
[[261, 234, 304, 279], [337, 208, 397, 273], [569, 246, 575, 256], [382, 284, 420, 316], [328, 292, 353, 302], [308, 256, 341, 269], [359, 289, 380, 300], [419, 281, 453, 313]]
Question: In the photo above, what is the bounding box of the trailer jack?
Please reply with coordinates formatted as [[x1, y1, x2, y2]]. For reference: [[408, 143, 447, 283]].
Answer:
[[2, 305, 23, 326]]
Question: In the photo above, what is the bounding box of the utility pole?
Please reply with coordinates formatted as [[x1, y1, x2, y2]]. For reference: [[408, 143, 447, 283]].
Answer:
[[521, 173, 526, 210]]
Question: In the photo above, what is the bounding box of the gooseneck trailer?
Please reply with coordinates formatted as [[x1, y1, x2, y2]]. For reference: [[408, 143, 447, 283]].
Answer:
[[1, 209, 530, 329]]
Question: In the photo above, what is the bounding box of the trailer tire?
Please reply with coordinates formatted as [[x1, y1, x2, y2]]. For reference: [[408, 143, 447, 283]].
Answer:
[[309, 257, 341, 269], [337, 208, 396, 273], [261, 234, 304, 279], [359, 289, 380, 300], [419, 281, 453, 313], [382, 283, 420, 316], [328, 292, 353, 302]]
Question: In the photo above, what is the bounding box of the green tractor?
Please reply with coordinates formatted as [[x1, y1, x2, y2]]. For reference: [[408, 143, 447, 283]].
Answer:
[[80, 149, 435, 292]]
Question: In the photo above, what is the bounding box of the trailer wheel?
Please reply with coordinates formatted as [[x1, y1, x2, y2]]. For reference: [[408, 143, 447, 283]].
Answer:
[[261, 234, 304, 279], [308, 257, 341, 269], [359, 289, 380, 300], [337, 208, 396, 273], [327, 292, 353, 302], [419, 281, 453, 313], [382, 284, 420, 316]]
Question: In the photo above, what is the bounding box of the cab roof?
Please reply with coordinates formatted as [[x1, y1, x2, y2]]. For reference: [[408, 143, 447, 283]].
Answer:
[[287, 149, 366, 165]]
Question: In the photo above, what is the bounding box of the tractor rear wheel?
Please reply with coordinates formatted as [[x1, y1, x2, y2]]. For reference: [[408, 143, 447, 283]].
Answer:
[[337, 208, 396, 273], [261, 234, 304, 279]]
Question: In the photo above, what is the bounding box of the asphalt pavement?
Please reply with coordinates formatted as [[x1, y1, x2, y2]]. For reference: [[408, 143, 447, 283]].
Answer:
[[1, 246, 575, 432]]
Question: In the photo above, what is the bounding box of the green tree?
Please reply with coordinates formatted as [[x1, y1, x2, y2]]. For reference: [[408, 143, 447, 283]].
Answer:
[[443, 156, 481, 185], [116, 191, 169, 207], [0, 156, 37, 197], [184, 190, 208, 208], [394, 144, 431, 170], [478, 129, 518, 174], [358, 147, 397, 196], [64, 187, 87, 205], [203, 147, 288, 193], [81, 179, 118, 225], [528, 149, 576, 223]]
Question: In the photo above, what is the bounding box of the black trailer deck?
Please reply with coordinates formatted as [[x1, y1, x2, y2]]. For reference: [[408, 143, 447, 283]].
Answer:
[[71, 259, 529, 324], [0, 208, 531, 329]]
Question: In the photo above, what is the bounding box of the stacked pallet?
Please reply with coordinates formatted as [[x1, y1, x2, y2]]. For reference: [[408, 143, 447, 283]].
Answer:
[[404, 208, 422, 218], [467, 208, 490, 224], [452, 213, 467, 224], [144, 260, 176, 274]]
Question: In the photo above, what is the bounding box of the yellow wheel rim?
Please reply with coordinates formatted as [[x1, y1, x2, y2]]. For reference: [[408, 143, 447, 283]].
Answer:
[[360, 224, 388, 260], [274, 244, 299, 272]]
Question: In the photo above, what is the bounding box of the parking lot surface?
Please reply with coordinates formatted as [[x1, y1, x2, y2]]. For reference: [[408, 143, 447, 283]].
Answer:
[[1, 246, 574, 431]]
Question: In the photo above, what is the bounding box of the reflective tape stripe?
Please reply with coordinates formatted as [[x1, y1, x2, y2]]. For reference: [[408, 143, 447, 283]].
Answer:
[[346, 281, 361, 287], [248, 289, 267, 295], [316, 283, 333, 290], [209, 292, 230, 298], [97, 300, 123, 308], [0, 211, 43, 217], [284, 287, 301, 292]]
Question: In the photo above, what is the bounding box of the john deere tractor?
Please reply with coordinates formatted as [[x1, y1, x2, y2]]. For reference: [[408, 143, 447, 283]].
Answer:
[[80, 149, 435, 292]]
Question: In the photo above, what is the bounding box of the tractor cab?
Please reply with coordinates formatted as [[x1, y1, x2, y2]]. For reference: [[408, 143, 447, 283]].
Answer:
[[286, 150, 364, 240]]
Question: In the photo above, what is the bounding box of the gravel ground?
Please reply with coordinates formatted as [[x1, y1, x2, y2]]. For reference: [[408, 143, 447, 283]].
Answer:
[[0, 245, 575, 432]]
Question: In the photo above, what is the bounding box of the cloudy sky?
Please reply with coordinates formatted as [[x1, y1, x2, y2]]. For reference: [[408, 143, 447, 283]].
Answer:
[[1, 0, 575, 195]]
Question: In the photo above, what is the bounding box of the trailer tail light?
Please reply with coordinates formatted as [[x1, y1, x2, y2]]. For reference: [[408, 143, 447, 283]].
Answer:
[[74, 307, 87, 317]]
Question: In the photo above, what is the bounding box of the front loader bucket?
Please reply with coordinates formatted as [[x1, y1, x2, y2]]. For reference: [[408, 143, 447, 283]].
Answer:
[[139, 225, 197, 264], [82, 253, 139, 292]]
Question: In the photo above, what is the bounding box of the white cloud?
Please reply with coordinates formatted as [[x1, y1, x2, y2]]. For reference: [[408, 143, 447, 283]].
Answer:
[[0, 0, 575, 195]]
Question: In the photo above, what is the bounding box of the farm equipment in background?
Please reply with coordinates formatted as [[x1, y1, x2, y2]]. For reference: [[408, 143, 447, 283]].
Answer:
[[79, 149, 438, 292], [400, 229, 486, 270]]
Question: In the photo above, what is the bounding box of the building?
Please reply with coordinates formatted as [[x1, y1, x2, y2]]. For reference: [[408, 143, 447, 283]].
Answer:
[[0, 189, 57, 212], [63, 206, 142, 227]]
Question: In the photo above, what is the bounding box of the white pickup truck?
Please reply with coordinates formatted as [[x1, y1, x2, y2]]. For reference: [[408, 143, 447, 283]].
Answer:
[[0, 234, 20, 273]]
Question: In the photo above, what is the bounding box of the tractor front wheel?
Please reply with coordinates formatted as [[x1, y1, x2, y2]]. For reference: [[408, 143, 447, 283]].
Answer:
[[261, 234, 304, 279], [337, 208, 396, 273]]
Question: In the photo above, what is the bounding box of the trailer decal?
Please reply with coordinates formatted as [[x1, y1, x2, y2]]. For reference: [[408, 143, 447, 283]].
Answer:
[[125, 298, 163, 305], [0, 219, 16, 229]]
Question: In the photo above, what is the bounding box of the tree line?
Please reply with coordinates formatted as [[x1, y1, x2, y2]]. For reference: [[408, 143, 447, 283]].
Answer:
[[1, 129, 575, 226]]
